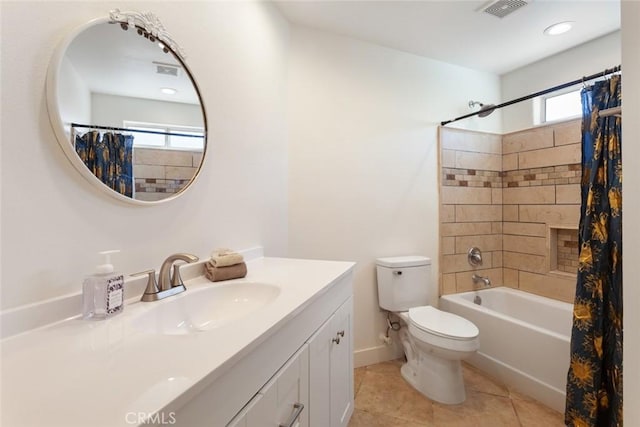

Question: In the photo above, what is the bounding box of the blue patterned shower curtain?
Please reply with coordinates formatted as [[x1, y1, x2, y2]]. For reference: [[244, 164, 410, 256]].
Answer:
[[75, 131, 134, 197], [565, 74, 622, 426]]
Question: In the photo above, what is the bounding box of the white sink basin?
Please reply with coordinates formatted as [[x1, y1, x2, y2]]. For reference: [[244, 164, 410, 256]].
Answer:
[[131, 282, 281, 335]]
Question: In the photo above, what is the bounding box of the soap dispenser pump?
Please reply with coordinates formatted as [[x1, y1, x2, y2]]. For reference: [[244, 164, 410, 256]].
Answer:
[[82, 250, 125, 320]]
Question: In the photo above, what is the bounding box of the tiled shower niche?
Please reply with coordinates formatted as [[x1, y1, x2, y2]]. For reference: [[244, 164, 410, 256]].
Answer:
[[550, 227, 579, 275]]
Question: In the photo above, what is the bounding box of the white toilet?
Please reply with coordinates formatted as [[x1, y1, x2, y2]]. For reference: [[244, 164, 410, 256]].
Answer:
[[376, 255, 480, 404]]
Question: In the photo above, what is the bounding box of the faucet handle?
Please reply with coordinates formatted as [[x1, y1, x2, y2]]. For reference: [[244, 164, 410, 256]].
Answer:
[[468, 247, 483, 267], [169, 254, 199, 288], [131, 269, 159, 302], [171, 263, 186, 288]]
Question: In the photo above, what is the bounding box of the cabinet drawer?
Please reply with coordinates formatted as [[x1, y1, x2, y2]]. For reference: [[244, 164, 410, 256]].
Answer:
[[227, 392, 264, 427], [227, 344, 309, 427]]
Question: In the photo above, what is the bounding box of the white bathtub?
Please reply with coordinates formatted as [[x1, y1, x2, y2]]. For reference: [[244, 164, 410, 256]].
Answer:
[[440, 287, 572, 412]]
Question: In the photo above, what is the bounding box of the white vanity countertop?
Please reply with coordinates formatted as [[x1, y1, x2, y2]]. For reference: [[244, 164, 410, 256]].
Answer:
[[1, 257, 355, 427]]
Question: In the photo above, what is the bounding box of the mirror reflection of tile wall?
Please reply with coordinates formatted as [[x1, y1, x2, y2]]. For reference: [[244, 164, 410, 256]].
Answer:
[[439, 119, 582, 303], [133, 148, 202, 202]]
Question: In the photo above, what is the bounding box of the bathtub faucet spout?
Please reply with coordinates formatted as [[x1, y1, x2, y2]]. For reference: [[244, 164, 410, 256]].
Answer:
[[472, 273, 491, 288]]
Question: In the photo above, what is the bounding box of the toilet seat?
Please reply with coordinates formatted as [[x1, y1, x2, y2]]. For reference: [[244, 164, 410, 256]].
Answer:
[[397, 306, 480, 356], [408, 306, 479, 341]]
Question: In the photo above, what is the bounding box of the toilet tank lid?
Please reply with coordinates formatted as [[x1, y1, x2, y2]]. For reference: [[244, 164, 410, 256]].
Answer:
[[376, 256, 431, 268]]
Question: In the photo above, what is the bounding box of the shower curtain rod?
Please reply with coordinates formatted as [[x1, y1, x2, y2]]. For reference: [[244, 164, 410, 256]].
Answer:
[[71, 123, 204, 138], [440, 65, 621, 126]]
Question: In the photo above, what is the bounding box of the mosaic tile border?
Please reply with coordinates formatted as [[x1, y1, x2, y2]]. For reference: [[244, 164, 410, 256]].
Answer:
[[442, 165, 579, 188], [504, 164, 581, 187], [135, 178, 190, 194], [442, 168, 502, 188]]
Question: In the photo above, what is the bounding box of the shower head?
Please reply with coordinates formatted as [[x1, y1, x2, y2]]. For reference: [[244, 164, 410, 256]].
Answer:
[[478, 104, 496, 117], [468, 100, 496, 118]]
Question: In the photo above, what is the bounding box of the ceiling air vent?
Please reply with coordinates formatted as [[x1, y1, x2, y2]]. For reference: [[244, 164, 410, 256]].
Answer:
[[482, 0, 528, 18], [153, 62, 181, 77]]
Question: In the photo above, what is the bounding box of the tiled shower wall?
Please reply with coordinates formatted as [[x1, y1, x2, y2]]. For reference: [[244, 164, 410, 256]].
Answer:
[[439, 119, 581, 303], [440, 129, 504, 295], [502, 120, 581, 302]]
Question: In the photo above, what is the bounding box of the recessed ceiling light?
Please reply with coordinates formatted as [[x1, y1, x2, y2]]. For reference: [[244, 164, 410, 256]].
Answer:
[[544, 21, 574, 36], [161, 87, 177, 95]]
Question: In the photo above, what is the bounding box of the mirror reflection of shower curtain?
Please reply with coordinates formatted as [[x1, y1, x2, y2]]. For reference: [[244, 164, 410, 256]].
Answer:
[[565, 74, 622, 427], [75, 131, 134, 197]]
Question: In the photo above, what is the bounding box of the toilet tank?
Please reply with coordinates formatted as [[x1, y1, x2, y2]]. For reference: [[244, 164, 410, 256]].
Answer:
[[376, 256, 431, 312]]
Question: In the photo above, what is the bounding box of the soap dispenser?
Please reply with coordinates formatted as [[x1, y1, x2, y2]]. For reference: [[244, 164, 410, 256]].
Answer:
[[82, 250, 125, 320]]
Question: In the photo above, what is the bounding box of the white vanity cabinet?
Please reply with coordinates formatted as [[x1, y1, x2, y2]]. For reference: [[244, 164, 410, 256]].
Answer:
[[230, 297, 353, 427], [0, 258, 355, 427], [308, 297, 353, 427], [169, 269, 354, 427]]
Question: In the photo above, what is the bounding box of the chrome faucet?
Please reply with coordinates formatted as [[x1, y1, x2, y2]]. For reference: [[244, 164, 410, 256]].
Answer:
[[472, 273, 491, 288], [134, 253, 199, 302]]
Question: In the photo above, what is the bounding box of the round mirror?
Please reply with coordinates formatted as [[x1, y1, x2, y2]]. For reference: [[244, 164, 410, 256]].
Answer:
[[46, 10, 207, 204]]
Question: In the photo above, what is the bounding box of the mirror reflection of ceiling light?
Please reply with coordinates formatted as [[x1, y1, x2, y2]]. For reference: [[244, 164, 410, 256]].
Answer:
[[544, 21, 574, 36], [161, 87, 177, 95]]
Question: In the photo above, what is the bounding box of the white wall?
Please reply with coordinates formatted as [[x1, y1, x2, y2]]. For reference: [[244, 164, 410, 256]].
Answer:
[[288, 25, 501, 365], [92, 93, 203, 128], [0, 1, 290, 309], [59, 55, 91, 130], [502, 31, 621, 133], [622, 1, 639, 424]]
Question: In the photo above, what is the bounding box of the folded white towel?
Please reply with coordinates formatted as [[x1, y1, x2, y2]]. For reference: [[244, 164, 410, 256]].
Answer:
[[209, 248, 244, 267]]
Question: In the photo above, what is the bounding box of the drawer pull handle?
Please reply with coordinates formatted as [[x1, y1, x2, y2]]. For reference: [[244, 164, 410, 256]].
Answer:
[[337, 330, 345, 337], [280, 402, 304, 427], [332, 337, 341, 344]]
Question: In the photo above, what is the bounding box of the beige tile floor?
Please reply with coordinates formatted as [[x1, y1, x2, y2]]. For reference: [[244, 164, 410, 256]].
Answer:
[[350, 359, 564, 427]]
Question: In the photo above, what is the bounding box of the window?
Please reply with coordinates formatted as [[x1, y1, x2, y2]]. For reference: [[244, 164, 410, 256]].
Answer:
[[123, 121, 205, 151], [543, 89, 581, 123]]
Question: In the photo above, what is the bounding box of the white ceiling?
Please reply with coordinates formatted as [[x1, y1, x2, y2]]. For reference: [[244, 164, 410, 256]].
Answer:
[[274, 0, 620, 75]]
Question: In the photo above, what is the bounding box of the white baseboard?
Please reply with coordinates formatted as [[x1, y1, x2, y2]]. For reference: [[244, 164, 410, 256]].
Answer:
[[354, 343, 404, 368]]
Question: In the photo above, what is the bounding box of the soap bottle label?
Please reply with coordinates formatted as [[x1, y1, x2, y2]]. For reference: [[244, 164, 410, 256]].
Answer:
[[106, 275, 124, 315]]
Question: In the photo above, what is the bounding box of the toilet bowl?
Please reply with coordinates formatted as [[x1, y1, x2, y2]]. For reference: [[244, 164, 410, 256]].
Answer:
[[396, 306, 479, 404], [376, 256, 480, 404]]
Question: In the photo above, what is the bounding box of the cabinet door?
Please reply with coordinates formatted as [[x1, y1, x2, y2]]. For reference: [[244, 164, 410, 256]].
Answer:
[[308, 313, 333, 427], [329, 297, 353, 427], [228, 344, 309, 427], [308, 297, 353, 427]]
